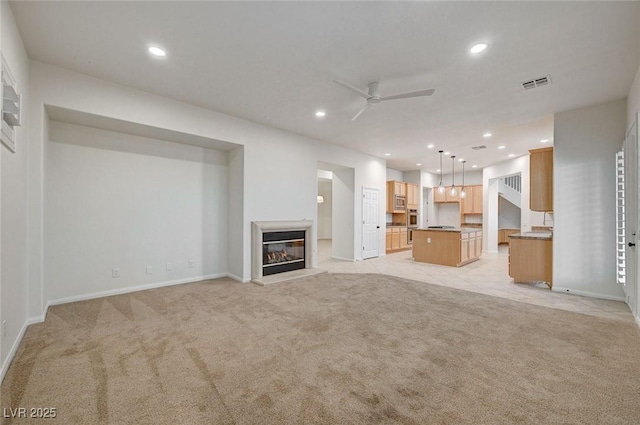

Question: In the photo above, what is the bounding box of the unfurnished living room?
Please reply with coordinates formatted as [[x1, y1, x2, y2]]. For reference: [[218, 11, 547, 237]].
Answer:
[[1, 1, 640, 424]]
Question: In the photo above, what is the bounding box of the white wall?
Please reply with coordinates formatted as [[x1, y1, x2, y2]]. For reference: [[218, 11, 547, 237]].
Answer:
[[441, 170, 483, 187], [0, 1, 30, 380], [554, 98, 627, 300], [227, 146, 244, 280], [45, 122, 229, 301], [498, 197, 521, 228], [627, 63, 640, 324], [331, 168, 355, 260], [317, 181, 332, 239], [26, 61, 386, 305], [386, 168, 403, 181], [628, 64, 640, 128]]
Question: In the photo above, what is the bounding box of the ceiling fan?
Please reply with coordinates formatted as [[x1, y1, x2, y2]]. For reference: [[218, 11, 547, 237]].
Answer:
[[334, 80, 435, 121]]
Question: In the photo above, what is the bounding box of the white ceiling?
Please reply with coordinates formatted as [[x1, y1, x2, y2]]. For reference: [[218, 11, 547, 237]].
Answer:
[[10, 1, 640, 172]]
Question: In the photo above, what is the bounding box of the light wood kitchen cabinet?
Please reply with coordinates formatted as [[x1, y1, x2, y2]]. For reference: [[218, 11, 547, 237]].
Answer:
[[433, 186, 460, 203], [387, 180, 407, 213], [498, 228, 520, 244], [386, 226, 411, 253], [413, 229, 482, 267], [406, 183, 419, 209], [509, 234, 552, 287], [530, 147, 553, 212], [434, 187, 447, 203], [460, 185, 483, 214]]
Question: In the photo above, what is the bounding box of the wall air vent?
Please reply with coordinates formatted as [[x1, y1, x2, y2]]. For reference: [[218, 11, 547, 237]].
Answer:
[[471, 145, 487, 150], [522, 75, 551, 91]]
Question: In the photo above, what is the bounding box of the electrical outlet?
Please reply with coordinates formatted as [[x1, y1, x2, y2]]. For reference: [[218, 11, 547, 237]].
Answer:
[[112, 268, 120, 278], [2, 320, 7, 338], [146, 266, 153, 274], [427, 238, 431, 243], [188, 260, 194, 268], [166, 262, 172, 271]]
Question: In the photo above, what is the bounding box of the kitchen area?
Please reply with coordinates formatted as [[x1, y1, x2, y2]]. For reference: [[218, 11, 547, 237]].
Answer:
[[386, 146, 554, 287], [385, 180, 419, 253]]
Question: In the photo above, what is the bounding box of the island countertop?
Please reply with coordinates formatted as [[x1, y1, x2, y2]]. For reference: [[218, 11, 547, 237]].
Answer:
[[509, 232, 552, 240], [413, 227, 481, 234]]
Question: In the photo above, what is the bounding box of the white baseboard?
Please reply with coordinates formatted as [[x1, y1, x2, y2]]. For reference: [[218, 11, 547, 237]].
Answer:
[[226, 273, 250, 283], [552, 286, 626, 302], [331, 256, 355, 262], [0, 319, 30, 384], [635, 314, 640, 330], [317, 237, 332, 240], [47, 273, 227, 307]]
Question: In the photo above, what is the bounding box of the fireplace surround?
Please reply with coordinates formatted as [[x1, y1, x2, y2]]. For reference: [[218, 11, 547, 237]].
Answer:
[[252, 220, 324, 285]]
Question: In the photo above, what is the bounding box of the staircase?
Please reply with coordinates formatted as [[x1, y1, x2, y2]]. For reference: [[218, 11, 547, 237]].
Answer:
[[498, 175, 521, 208]]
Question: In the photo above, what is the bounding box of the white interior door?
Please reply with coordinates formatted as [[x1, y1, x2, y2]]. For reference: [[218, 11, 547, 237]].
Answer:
[[624, 118, 638, 316], [362, 187, 380, 259]]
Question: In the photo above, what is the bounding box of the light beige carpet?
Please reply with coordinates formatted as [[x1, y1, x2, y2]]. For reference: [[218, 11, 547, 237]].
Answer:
[[2, 273, 640, 424]]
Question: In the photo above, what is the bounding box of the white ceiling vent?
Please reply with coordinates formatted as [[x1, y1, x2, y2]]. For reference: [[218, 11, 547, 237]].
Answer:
[[471, 145, 487, 150], [522, 75, 551, 91]]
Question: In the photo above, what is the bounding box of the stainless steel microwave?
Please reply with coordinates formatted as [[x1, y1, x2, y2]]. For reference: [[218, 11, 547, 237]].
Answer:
[[394, 195, 406, 210]]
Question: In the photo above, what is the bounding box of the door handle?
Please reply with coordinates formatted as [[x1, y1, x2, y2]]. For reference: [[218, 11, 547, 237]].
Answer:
[[629, 242, 636, 247], [376, 226, 380, 229]]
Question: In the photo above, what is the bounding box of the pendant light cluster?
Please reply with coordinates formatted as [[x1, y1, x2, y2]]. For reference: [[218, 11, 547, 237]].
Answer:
[[460, 160, 467, 198], [435, 151, 466, 197], [438, 150, 445, 194]]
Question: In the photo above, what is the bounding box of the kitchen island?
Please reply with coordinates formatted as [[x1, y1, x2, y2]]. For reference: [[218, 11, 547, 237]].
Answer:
[[509, 232, 552, 287], [412, 228, 482, 267]]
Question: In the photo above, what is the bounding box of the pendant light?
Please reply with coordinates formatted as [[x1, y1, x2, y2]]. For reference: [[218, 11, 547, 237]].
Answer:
[[460, 160, 467, 198], [437, 150, 445, 194], [450, 155, 457, 196]]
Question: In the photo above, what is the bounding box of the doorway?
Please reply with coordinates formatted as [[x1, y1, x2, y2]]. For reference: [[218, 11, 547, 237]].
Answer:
[[317, 162, 355, 261], [362, 187, 380, 259]]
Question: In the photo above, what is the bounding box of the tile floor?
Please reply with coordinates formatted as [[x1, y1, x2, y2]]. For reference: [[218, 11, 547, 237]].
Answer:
[[316, 239, 634, 323]]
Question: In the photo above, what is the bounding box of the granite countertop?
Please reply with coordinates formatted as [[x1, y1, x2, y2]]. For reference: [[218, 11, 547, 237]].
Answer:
[[414, 227, 482, 234], [509, 232, 552, 240], [386, 223, 406, 228]]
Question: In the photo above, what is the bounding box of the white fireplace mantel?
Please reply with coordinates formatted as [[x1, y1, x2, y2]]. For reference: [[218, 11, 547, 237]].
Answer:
[[251, 220, 324, 285]]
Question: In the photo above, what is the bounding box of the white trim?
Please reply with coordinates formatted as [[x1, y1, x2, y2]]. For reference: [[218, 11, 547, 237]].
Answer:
[[635, 314, 640, 330], [331, 255, 355, 262], [226, 273, 249, 283], [317, 237, 332, 240], [552, 286, 626, 302], [0, 319, 29, 384], [48, 273, 227, 307]]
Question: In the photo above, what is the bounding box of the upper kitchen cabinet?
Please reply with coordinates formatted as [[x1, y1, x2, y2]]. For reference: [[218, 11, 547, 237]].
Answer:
[[529, 147, 553, 212], [433, 186, 461, 203], [461, 185, 483, 214], [406, 183, 419, 209], [387, 180, 407, 213]]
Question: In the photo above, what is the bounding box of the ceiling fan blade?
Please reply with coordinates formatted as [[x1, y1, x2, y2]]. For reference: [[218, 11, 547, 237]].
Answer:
[[380, 88, 435, 101], [352, 103, 372, 121], [334, 79, 371, 99]]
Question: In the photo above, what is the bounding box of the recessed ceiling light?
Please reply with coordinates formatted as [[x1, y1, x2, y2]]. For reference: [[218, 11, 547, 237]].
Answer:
[[384, 153, 391, 156], [458, 158, 464, 162], [508, 154, 515, 158], [497, 145, 506, 150], [148, 46, 166, 57], [483, 133, 492, 138], [416, 163, 422, 166], [315, 110, 326, 118], [470, 43, 488, 54], [540, 139, 549, 143], [427, 144, 434, 149], [472, 165, 478, 168], [436, 169, 441, 172], [444, 151, 450, 155]]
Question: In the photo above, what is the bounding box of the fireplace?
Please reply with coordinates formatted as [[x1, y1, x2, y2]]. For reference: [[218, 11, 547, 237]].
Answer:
[[252, 220, 322, 284], [262, 230, 306, 276]]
